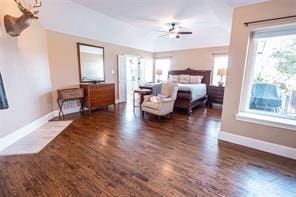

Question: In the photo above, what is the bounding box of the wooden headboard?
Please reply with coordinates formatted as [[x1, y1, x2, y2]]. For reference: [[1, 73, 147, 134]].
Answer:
[[168, 68, 212, 86]]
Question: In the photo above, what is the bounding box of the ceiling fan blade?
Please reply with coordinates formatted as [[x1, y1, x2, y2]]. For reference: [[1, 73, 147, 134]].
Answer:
[[158, 34, 169, 38], [157, 30, 169, 33], [178, 32, 192, 35]]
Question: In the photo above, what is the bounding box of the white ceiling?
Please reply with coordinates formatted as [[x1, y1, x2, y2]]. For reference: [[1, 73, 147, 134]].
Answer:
[[39, 0, 267, 52]]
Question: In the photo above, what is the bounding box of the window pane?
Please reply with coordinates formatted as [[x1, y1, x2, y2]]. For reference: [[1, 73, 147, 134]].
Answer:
[[248, 32, 296, 120], [138, 58, 153, 85], [155, 59, 171, 82], [212, 56, 228, 86]]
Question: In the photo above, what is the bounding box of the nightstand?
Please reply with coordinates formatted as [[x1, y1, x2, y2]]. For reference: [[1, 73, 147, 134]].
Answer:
[[207, 85, 225, 106]]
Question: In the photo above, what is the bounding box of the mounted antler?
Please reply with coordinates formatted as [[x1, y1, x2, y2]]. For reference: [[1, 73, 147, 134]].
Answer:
[[4, 0, 42, 37]]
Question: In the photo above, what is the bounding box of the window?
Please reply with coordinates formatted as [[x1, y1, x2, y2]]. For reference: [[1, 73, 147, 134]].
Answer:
[[212, 56, 228, 86], [155, 58, 171, 82], [238, 25, 296, 128], [139, 58, 153, 83]]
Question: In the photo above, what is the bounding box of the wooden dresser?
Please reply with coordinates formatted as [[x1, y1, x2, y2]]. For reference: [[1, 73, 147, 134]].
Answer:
[[80, 83, 115, 113]]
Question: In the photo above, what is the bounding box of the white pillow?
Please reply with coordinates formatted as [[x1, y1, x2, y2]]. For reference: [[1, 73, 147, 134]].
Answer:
[[168, 75, 180, 83], [150, 94, 169, 103], [179, 75, 190, 84], [157, 94, 168, 98], [190, 75, 203, 84], [150, 96, 161, 103]]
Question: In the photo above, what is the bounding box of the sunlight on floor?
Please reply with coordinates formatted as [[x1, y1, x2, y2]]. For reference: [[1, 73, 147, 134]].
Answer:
[[0, 121, 72, 156]]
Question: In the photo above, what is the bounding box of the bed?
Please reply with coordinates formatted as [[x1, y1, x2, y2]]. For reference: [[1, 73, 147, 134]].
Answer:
[[168, 68, 211, 114], [140, 68, 211, 114]]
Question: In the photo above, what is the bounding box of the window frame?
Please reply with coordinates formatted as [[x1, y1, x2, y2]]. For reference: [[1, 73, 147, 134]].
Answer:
[[237, 23, 296, 131]]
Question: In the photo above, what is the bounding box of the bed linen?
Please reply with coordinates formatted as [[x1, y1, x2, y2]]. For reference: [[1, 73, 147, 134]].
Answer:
[[177, 83, 207, 101]]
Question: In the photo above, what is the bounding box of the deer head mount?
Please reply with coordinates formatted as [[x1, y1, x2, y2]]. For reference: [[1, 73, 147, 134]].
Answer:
[[4, 0, 42, 37]]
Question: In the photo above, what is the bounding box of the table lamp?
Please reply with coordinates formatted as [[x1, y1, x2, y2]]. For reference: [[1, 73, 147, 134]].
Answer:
[[156, 69, 163, 82], [217, 68, 226, 87]]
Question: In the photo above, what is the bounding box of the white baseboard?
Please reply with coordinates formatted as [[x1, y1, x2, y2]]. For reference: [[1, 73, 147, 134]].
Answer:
[[0, 112, 56, 151], [53, 106, 82, 117], [219, 131, 296, 160]]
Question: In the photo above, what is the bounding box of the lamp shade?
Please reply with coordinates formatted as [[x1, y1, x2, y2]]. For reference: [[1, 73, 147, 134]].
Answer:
[[156, 69, 163, 75], [217, 68, 226, 76]]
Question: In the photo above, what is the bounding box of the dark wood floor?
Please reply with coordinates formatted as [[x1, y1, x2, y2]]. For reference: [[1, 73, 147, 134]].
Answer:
[[0, 104, 295, 196]]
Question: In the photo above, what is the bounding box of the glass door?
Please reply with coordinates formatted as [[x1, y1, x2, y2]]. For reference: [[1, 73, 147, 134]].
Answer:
[[126, 56, 140, 104]]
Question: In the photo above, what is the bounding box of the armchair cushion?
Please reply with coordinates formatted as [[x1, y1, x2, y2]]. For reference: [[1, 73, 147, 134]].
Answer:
[[149, 96, 161, 103], [142, 101, 160, 110]]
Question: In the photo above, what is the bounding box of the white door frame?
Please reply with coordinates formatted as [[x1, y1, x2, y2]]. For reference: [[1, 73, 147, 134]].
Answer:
[[118, 55, 127, 103]]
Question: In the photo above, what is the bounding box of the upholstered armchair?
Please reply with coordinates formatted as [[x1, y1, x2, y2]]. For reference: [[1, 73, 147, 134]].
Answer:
[[141, 82, 179, 118]]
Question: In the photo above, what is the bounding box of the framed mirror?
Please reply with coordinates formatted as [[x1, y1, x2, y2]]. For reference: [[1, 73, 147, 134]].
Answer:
[[77, 43, 105, 83]]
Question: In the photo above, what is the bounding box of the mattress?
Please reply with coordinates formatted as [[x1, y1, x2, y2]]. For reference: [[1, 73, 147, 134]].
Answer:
[[177, 83, 207, 101]]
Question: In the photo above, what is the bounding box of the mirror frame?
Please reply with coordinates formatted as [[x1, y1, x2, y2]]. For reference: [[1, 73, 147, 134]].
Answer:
[[77, 42, 105, 83]]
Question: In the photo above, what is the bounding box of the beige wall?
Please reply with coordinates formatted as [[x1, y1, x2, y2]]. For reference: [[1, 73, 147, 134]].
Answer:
[[0, 0, 53, 138], [46, 30, 153, 110], [154, 46, 228, 71], [221, 0, 296, 148]]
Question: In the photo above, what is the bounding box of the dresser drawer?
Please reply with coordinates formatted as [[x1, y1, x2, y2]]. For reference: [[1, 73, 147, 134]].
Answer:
[[90, 85, 114, 93]]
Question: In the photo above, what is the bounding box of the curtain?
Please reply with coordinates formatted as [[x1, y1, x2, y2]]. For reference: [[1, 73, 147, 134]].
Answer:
[[0, 72, 8, 110]]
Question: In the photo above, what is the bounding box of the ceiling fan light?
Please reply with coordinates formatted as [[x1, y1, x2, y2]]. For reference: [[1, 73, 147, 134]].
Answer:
[[169, 32, 177, 38]]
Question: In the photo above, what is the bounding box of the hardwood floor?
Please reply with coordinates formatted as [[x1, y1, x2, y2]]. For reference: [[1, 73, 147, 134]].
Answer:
[[0, 104, 295, 196]]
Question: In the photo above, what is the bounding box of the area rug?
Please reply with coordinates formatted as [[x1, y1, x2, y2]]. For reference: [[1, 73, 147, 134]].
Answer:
[[0, 121, 72, 156]]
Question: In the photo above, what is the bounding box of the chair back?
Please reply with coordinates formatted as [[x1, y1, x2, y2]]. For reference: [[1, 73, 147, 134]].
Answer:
[[160, 82, 179, 100]]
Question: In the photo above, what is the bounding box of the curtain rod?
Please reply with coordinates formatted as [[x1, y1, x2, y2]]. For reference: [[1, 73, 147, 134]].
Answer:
[[244, 15, 296, 27]]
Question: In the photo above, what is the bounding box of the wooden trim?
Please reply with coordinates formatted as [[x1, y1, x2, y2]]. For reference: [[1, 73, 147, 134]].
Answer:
[[77, 42, 106, 83]]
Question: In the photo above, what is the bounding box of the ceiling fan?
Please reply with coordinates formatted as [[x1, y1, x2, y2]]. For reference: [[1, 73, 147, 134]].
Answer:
[[159, 23, 193, 39]]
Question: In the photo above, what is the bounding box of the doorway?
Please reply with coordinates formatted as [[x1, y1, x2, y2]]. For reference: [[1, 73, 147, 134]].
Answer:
[[118, 55, 153, 107]]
